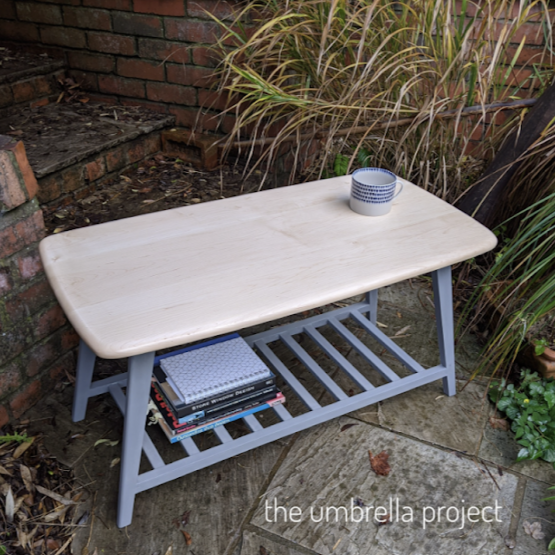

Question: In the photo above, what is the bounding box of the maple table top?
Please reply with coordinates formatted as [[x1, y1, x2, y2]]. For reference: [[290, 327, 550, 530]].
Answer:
[[39, 176, 497, 359]]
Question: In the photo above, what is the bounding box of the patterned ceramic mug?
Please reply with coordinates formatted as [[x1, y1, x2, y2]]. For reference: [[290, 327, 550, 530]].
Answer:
[[350, 168, 403, 216]]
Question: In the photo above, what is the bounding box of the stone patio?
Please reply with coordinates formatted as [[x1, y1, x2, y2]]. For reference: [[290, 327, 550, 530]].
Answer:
[[26, 280, 555, 555]]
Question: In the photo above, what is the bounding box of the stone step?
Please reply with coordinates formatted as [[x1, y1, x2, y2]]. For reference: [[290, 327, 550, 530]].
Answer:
[[0, 45, 66, 115], [0, 100, 174, 210]]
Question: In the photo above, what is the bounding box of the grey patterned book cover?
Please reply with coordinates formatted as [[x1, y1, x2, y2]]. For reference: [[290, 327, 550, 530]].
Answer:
[[160, 337, 272, 404]]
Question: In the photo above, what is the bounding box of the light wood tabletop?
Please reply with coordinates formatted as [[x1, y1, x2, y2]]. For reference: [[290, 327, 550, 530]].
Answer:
[[39, 176, 497, 359]]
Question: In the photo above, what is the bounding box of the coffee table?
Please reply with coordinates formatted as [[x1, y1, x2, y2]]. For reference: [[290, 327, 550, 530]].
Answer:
[[39, 175, 497, 527]]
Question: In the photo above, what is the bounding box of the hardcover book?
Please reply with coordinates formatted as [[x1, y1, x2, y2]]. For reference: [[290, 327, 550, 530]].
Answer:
[[148, 393, 286, 443], [159, 333, 272, 404], [151, 381, 279, 430]]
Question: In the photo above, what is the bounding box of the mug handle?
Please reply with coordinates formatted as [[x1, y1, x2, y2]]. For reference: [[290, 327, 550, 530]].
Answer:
[[393, 180, 403, 199]]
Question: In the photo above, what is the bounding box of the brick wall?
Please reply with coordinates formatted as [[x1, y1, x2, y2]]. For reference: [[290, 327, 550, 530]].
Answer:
[[1, 0, 238, 133], [0, 136, 78, 427]]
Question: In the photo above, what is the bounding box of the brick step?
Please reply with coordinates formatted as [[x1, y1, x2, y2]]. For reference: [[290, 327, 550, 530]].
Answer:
[[0, 45, 66, 115], [0, 100, 174, 211]]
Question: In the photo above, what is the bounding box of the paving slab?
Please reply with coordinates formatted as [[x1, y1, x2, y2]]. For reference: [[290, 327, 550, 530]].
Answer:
[[351, 379, 491, 455], [478, 425, 555, 485], [514, 479, 555, 554], [251, 416, 517, 555], [239, 528, 318, 555]]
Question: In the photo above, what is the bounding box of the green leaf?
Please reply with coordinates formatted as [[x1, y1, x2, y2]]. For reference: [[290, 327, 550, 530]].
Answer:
[[548, 536, 555, 550], [497, 397, 514, 412], [357, 147, 371, 168], [544, 448, 555, 463], [516, 448, 530, 461], [333, 154, 349, 176], [545, 391, 555, 409], [530, 382, 545, 396]]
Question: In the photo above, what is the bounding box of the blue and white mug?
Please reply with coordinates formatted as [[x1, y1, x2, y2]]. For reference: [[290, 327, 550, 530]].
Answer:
[[350, 168, 403, 216]]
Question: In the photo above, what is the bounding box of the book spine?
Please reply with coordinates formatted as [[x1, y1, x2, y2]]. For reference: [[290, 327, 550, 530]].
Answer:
[[152, 382, 278, 432], [168, 394, 285, 443], [154, 366, 276, 418]]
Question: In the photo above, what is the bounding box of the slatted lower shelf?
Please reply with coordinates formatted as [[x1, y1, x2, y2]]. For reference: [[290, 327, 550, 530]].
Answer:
[[105, 301, 450, 495]]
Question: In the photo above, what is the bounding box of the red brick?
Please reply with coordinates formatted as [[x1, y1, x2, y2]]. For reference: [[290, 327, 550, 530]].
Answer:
[[67, 51, 115, 73], [167, 64, 215, 87], [6, 141, 39, 201], [12, 80, 35, 104], [61, 165, 84, 193], [0, 406, 8, 428], [88, 31, 136, 56], [3, 0, 16, 20], [98, 75, 145, 98], [5, 280, 54, 323], [105, 147, 127, 172], [143, 132, 162, 156], [0, 85, 14, 108], [0, 21, 39, 42], [198, 89, 230, 111], [26, 341, 56, 377], [63, 6, 112, 30], [113, 12, 164, 38], [34, 305, 67, 341], [0, 367, 22, 397], [48, 351, 75, 382], [18, 251, 44, 281], [168, 106, 219, 131], [10, 380, 42, 419], [504, 45, 548, 66], [0, 211, 44, 258], [41, 26, 87, 48], [83, 0, 131, 8], [165, 18, 219, 43], [192, 46, 220, 67], [68, 70, 99, 92], [37, 174, 62, 204], [61, 328, 79, 351], [33, 75, 56, 97], [16, 2, 62, 25], [86, 157, 107, 181], [117, 58, 165, 81], [126, 140, 145, 164], [0, 269, 12, 295], [146, 82, 196, 104], [138, 38, 189, 63], [0, 154, 26, 211], [188, 0, 235, 21], [134, 0, 185, 16]]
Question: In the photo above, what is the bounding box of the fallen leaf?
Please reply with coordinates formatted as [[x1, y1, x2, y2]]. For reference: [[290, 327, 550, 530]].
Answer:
[[181, 531, 192, 546], [94, 439, 119, 448], [340, 423, 359, 432], [376, 322, 388, 328], [20, 464, 34, 493], [0, 464, 13, 476], [164, 546, 173, 555], [36, 485, 76, 506], [47, 538, 61, 550], [489, 416, 509, 431], [13, 437, 34, 458], [110, 457, 121, 468], [369, 450, 391, 476], [259, 547, 269, 555], [5, 486, 14, 522], [215, 473, 221, 483], [142, 199, 156, 204], [53, 227, 66, 234], [376, 513, 391, 526], [395, 325, 411, 336], [397, 311, 402, 318], [523, 520, 545, 540]]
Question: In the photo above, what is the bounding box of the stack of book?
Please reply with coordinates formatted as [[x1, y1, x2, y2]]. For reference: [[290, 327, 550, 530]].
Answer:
[[148, 333, 284, 443]]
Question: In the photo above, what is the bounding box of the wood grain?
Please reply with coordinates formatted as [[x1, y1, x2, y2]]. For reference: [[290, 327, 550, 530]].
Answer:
[[39, 176, 497, 358]]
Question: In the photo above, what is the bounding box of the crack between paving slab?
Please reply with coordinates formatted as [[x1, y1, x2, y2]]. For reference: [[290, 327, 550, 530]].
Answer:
[[224, 433, 303, 555], [241, 523, 324, 555], [505, 475, 527, 553]]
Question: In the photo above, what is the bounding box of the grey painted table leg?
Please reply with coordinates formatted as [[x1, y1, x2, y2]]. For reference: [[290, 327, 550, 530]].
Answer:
[[432, 266, 456, 396], [365, 290, 378, 324], [117, 351, 155, 528], [72, 340, 97, 422]]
